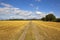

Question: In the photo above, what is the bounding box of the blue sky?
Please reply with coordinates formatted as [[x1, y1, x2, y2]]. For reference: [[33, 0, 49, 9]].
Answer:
[[0, 0, 60, 19]]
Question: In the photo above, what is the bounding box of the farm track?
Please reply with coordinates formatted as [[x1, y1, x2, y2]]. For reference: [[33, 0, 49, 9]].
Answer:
[[18, 21, 60, 40], [18, 21, 32, 40], [32, 23, 45, 40]]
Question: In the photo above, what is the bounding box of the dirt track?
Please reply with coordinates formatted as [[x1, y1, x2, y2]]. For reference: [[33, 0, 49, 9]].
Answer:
[[18, 21, 60, 40]]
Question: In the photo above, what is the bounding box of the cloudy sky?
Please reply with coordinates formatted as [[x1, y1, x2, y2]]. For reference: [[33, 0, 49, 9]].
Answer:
[[0, 0, 60, 19]]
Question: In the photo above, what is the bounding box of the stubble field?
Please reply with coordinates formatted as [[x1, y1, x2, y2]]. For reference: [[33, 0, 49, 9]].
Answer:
[[0, 20, 60, 40]]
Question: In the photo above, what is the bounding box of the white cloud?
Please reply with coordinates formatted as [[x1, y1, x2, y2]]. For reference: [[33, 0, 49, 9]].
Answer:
[[0, 7, 32, 16], [11, 8, 32, 16], [0, 2, 13, 7], [0, 7, 33, 19], [0, 7, 47, 19], [35, 11, 46, 18], [36, 11, 42, 14], [0, 2, 48, 19], [27, 15, 36, 19]]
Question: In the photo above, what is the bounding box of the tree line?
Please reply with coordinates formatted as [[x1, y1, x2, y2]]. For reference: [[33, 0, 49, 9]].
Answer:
[[41, 14, 60, 22]]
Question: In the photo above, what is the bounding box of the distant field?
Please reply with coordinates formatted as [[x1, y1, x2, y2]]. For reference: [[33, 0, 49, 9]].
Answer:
[[0, 21, 60, 40]]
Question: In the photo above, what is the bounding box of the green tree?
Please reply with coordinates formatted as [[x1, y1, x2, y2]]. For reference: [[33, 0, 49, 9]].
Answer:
[[45, 14, 56, 21]]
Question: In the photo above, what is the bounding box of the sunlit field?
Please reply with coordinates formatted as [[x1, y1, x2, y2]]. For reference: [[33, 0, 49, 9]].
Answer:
[[0, 21, 29, 40], [33, 21, 60, 40], [0, 20, 60, 40]]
